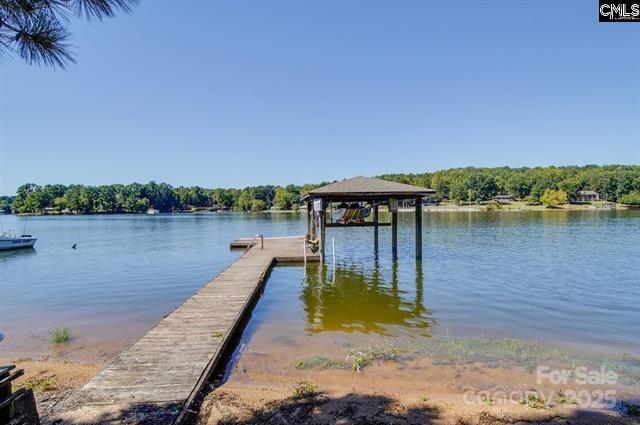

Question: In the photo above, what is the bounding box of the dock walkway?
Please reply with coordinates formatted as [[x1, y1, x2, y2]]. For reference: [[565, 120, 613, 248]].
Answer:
[[54, 236, 318, 424]]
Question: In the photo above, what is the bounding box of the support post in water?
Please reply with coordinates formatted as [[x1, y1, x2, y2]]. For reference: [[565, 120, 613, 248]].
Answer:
[[390, 198, 398, 260], [415, 196, 423, 259], [332, 237, 336, 284], [373, 203, 379, 255], [303, 239, 307, 268], [318, 201, 326, 262]]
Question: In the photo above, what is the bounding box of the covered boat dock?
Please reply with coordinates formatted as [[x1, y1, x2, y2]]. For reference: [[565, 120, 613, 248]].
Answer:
[[302, 176, 435, 260]]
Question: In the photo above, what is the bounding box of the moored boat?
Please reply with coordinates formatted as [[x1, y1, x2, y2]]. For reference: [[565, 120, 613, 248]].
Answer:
[[331, 204, 371, 224], [0, 231, 37, 251]]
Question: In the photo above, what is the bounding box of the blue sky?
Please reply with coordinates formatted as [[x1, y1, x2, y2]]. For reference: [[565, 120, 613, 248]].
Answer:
[[1, 1, 638, 194]]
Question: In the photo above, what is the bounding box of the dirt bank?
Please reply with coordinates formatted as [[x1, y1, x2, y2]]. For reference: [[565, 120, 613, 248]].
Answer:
[[1, 357, 102, 421]]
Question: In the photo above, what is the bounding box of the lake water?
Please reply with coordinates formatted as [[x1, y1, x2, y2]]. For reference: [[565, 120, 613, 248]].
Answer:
[[0, 211, 639, 363]]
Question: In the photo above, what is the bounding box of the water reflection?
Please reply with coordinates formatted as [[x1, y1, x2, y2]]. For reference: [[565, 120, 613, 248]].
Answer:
[[300, 260, 434, 336], [0, 247, 37, 261]]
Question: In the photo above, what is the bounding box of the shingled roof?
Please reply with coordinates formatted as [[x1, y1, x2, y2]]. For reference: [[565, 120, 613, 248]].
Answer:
[[302, 176, 435, 200]]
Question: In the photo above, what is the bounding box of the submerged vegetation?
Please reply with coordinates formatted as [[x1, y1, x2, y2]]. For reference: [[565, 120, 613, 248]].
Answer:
[[293, 336, 640, 385], [294, 355, 349, 370], [51, 327, 71, 344], [5, 165, 639, 214]]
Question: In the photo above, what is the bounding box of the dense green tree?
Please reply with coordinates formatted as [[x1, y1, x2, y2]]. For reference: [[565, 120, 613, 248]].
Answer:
[[214, 188, 236, 210], [619, 192, 640, 206], [122, 183, 144, 212], [252, 186, 276, 208], [273, 187, 296, 210], [235, 190, 254, 211], [1, 196, 14, 213], [12, 183, 42, 213], [144, 181, 176, 212], [66, 185, 93, 213], [449, 179, 467, 203], [250, 199, 266, 211], [558, 178, 582, 202], [53, 196, 67, 212], [505, 173, 531, 199], [540, 189, 568, 208], [430, 175, 450, 201], [95, 184, 121, 212], [466, 172, 498, 203]]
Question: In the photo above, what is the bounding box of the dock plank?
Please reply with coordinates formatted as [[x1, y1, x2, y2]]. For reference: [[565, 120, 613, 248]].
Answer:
[[72, 236, 319, 423]]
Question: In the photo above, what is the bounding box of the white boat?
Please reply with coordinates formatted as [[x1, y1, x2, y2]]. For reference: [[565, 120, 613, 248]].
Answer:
[[0, 231, 37, 251], [146, 208, 160, 215]]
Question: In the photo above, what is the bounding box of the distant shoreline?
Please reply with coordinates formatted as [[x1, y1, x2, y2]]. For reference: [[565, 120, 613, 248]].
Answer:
[[8, 201, 637, 217]]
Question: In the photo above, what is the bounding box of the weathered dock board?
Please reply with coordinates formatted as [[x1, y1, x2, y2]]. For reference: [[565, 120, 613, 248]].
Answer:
[[59, 236, 318, 424]]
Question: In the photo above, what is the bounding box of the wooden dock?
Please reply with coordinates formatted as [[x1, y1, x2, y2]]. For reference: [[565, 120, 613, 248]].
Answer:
[[57, 236, 318, 424]]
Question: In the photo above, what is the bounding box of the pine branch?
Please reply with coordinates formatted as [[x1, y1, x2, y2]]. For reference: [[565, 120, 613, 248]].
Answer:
[[0, 0, 138, 68]]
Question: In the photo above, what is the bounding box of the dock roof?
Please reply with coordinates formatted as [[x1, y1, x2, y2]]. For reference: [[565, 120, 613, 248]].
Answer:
[[302, 176, 435, 201]]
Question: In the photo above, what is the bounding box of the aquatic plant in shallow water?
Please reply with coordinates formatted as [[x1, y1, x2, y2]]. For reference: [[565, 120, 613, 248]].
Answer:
[[51, 327, 71, 344], [292, 336, 640, 385], [294, 355, 349, 370], [346, 341, 402, 371]]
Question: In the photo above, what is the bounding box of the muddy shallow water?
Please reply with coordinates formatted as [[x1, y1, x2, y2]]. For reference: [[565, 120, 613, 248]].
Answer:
[[211, 209, 640, 422], [212, 259, 640, 424]]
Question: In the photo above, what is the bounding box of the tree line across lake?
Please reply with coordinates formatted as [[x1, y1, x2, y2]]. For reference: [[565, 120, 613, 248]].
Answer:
[[2, 165, 639, 214]]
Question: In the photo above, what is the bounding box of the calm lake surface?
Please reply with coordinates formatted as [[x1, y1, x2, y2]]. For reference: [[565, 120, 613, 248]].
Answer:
[[0, 211, 638, 362]]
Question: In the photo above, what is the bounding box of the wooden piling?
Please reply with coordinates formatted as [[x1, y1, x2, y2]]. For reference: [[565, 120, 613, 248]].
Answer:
[[391, 210, 398, 260], [415, 196, 422, 259], [319, 208, 326, 262], [373, 203, 379, 253]]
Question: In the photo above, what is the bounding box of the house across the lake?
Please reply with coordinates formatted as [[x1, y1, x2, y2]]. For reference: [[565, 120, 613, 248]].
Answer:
[[494, 194, 514, 203], [577, 190, 599, 202]]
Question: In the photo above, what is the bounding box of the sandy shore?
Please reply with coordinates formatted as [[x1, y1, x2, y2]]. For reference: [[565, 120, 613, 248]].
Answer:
[[190, 332, 640, 425], [1, 357, 101, 421], [196, 356, 639, 424], [4, 336, 639, 424]]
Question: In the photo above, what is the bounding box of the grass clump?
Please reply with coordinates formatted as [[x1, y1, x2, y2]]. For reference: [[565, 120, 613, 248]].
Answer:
[[291, 381, 318, 399], [519, 389, 548, 409], [556, 390, 577, 405], [347, 342, 401, 371], [294, 355, 349, 370], [481, 393, 495, 406], [51, 327, 71, 344], [17, 373, 57, 393]]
